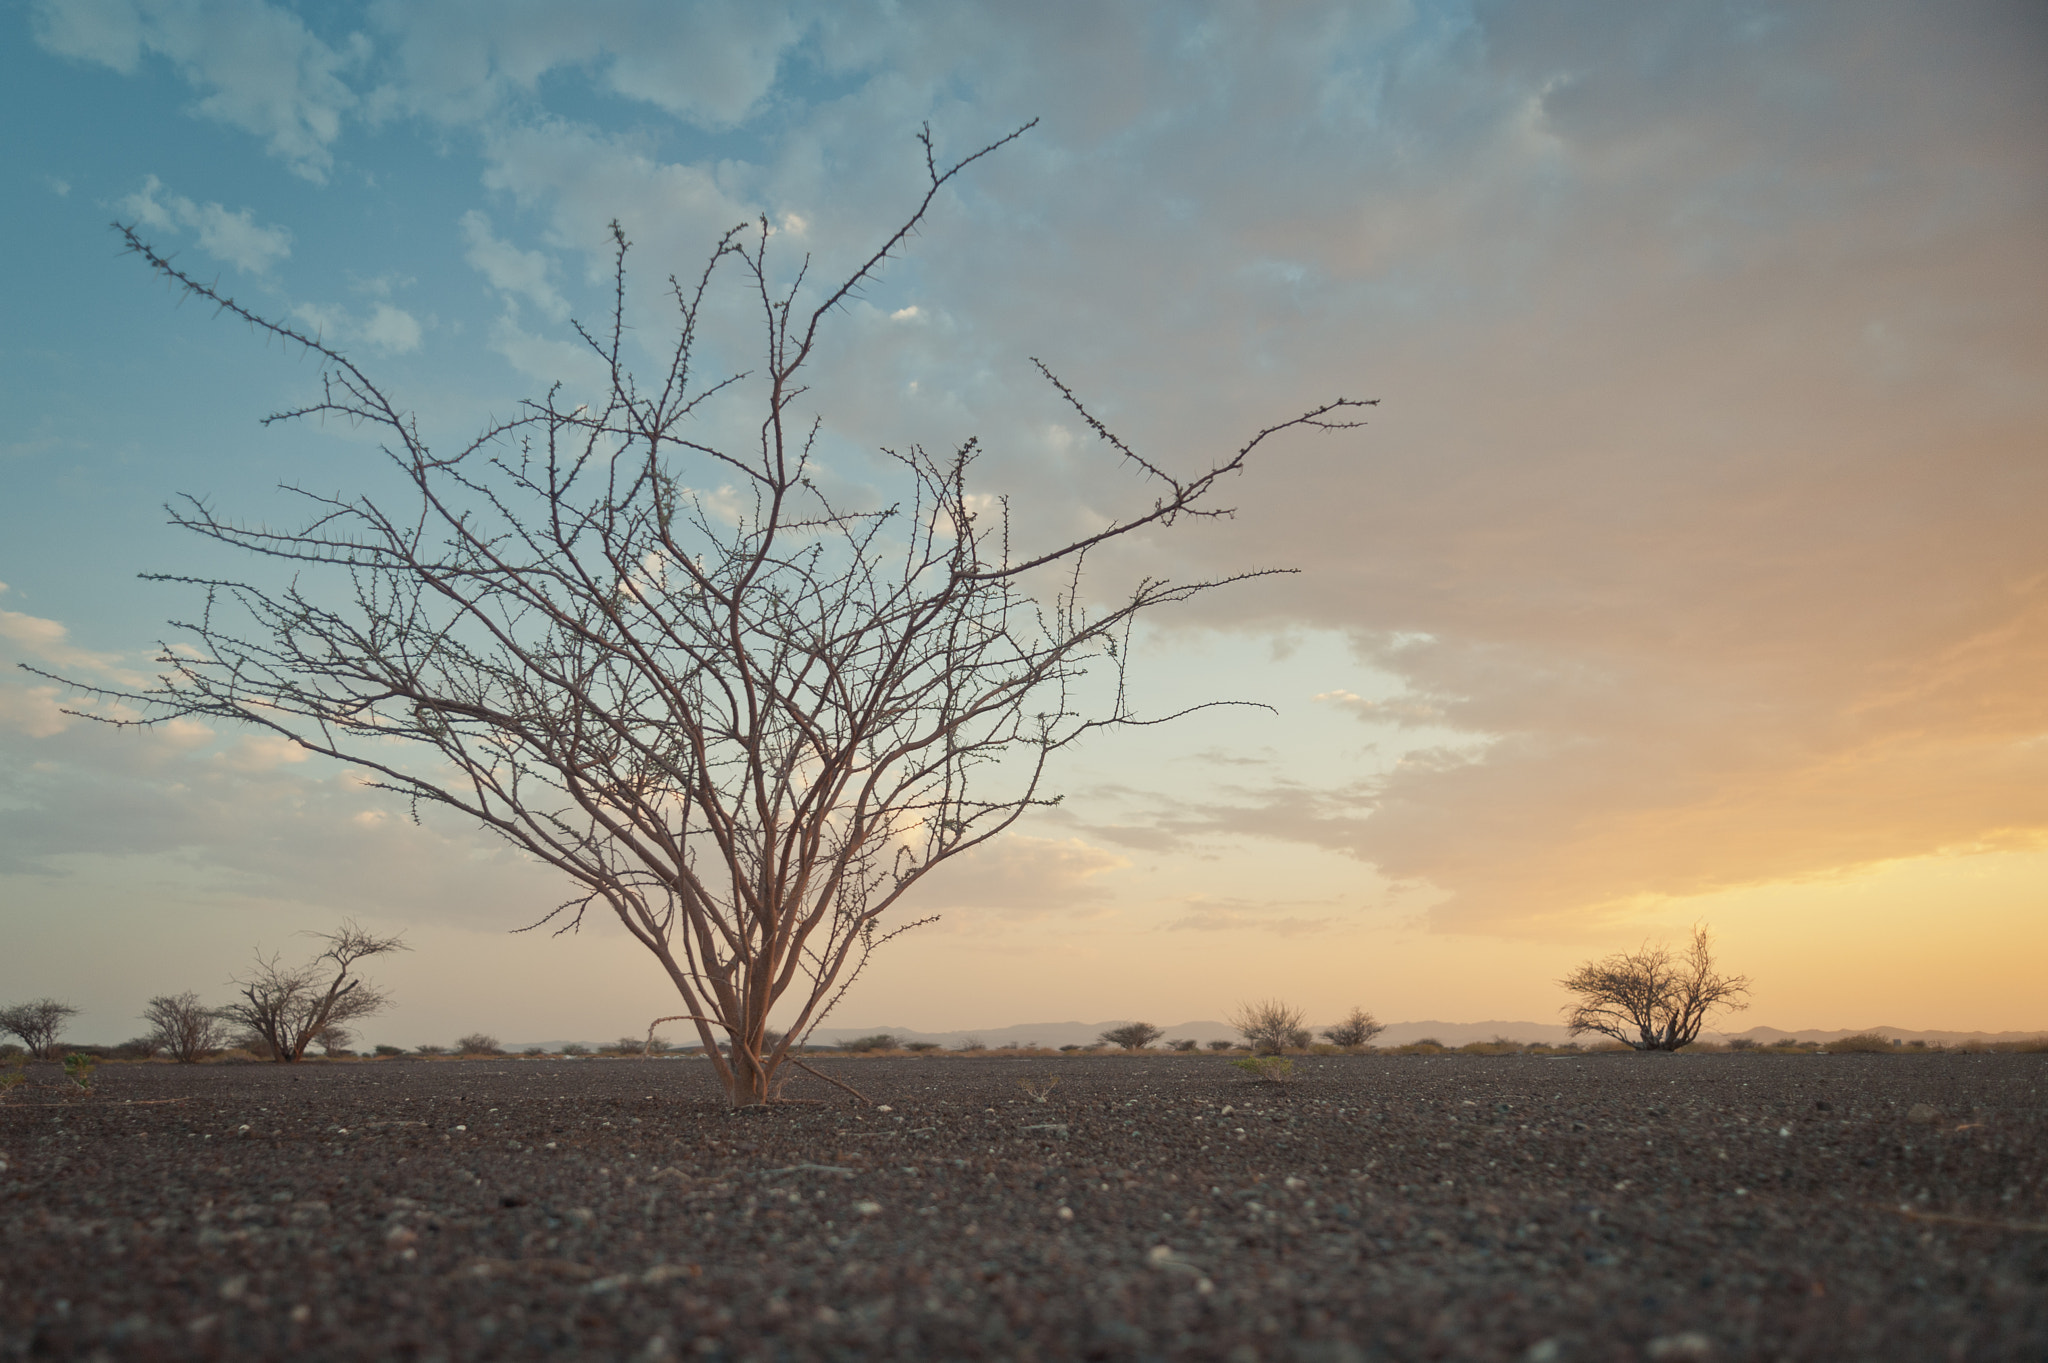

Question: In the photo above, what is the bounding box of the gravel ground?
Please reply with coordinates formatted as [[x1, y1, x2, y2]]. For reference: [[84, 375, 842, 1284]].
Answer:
[[1, 1053, 2042, 1361]]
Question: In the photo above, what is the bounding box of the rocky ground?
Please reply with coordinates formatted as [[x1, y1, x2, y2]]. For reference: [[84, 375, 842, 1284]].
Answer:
[[1, 1053, 2042, 1361]]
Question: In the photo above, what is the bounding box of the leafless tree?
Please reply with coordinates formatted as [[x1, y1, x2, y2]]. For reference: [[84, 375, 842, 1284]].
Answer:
[[1099, 1021, 1164, 1050], [50, 124, 1369, 1108], [142, 991, 227, 1063], [0, 999, 79, 1060], [1320, 1007, 1385, 1048], [1229, 999, 1311, 1055], [1561, 925, 1751, 1052], [214, 922, 407, 1063]]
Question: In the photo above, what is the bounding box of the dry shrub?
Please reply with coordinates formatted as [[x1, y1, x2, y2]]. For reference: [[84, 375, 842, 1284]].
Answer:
[[1459, 1039, 1522, 1056], [1830, 1033, 1894, 1053]]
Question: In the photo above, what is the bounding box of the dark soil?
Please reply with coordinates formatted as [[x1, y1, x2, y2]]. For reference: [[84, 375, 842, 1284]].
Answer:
[[2, 1053, 2042, 1361]]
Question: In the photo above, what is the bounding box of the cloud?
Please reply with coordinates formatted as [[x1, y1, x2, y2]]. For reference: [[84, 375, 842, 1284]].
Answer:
[[118, 174, 292, 273], [0, 583, 141, 684], [290, 299, 424, 354], [1166, 897, 1343, 938], [906, 835, 1129, 917], [459, 210, 568, 322], [35, 0, 365, 181]]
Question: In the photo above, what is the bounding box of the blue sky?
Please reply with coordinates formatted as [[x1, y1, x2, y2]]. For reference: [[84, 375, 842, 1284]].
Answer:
[[4, 1, 2046, 1047]]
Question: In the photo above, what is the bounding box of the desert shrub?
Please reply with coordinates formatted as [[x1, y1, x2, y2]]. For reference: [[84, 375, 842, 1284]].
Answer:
[[1228, 1000, 1311, 1055], [522, 1046, 546, 1057], [842, 1034, 899, 1053], [1167, 1038, 1198, 1052], [1831, 1033, 1893, 1053], [1232, 1055, 1295, 1083], [1460, 1038, 1522, 1055], [455, 1033, 503, 1056], [0, 1043, 23, 1059], [414, 1044, 449, 1056], [561, 1042, 590, 1056], [372, 1044, 405, 1057], [1207, 1040, 1235, 1052], [142, 992, 227, 1063], [905, 1041, 939, 1053], [1100, 1022, 1163, 1050], [1321, 1007, 1386, 1048], [113, 1036, 163, 1059], [63, 1053, 98, 1092], [1059, 1044, 1082, 1052], [0, 999, 79, 1060], [1727, 1037, 1758, 1050], [1390, 1040, 1446, 1055], [955, 1036, 985, 1052]]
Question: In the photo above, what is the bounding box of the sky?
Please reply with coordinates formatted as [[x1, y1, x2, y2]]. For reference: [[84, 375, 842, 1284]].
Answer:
[[3, 1, 2045, 1048]]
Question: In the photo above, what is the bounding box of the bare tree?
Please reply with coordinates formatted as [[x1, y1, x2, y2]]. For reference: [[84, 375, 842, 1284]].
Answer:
[[1561, 925, 1750, 1052], [214, 922, 407, 1063], [142, 992, 227, 1063], [50, 124, 1369, 1107], [1099, 1021, 1164, 1050], [1320, 1007, 1385, 1048], [0, 999, 79, 1060], [1228, 999, 1311, 1055], [454, 1033, 503, 1055]]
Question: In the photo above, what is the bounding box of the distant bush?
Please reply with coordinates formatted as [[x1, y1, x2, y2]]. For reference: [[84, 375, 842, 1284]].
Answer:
[[1321, 1007, 1386, 1048], [1099, 1022, 1163, 1050], [955, 1036, 985, 1052], [561, 1042, 590, 1056], [1207, 1040, 1234, 1051], [905, 1041, 939, 1053], [1727, 1037, 1759, 1050], [842, 1034, 899, 1053], [455, 1033, 503, 1056], [1460, 1038, 1522, 1056], [522, 1046, 546, 1057], [1228, 1000, 1311, 1055], [114, 1036, 163, 1060], [0, 998, 79, 1060], [0, 1043, 24, 1059], [142, 992, 227, 1063], [373, 1044, 405, 1056], [1059, 1044, 1082, 1052], [414, 1044, 449, 1056], [1390, 1040, 1446, 1055], [1830, 1033, 1894, 1053], [1167, 1038, 1199, 1052]]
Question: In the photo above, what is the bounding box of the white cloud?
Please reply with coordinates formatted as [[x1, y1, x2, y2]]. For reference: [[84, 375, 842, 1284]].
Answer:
[[0, 584, 140, 683], [459, 209, 568, 322], [289, 298, 424, 355], [118, 174, 292, 273], [35, 0, 365, 181]]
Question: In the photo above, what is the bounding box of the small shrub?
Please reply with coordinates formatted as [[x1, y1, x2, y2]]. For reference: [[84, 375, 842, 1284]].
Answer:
[[114, 1036, 164, 1059], [1167, 1038, 1199, 1052], [842, 1033, 899, 1053], [63, 1052, 98, 1092], [561, 1042, 590, 1056], [1099, 1022, 1164, 1050], [1727, 1037, 1758, 1050], [1460, 1038, 1521, 1056], [522, 1046, 546, 1057], [1228, 1000, 1311, 1055], [905, 1041, 939, 1053], [1320, 1007, 1386, 1048], [373, 1044, 405, 1057], [414, 1044, 450, 1056], [1, 1053, 27, 1097], [1059, 1044, 1082, 1052], [454, 1033, 503, 1056], [1207, 1040, 1234, 1052], [1830, 1033, 1893, 1053], [1017, 1076, 1059, 1103], [0, 1043, 23, 1059], [955, 1036, 985, 1052], [1232, 1055, 1295, 1083]]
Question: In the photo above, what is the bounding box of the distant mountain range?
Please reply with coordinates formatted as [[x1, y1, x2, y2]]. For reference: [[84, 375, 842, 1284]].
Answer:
[[506, 1018, 2045, 1053]]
